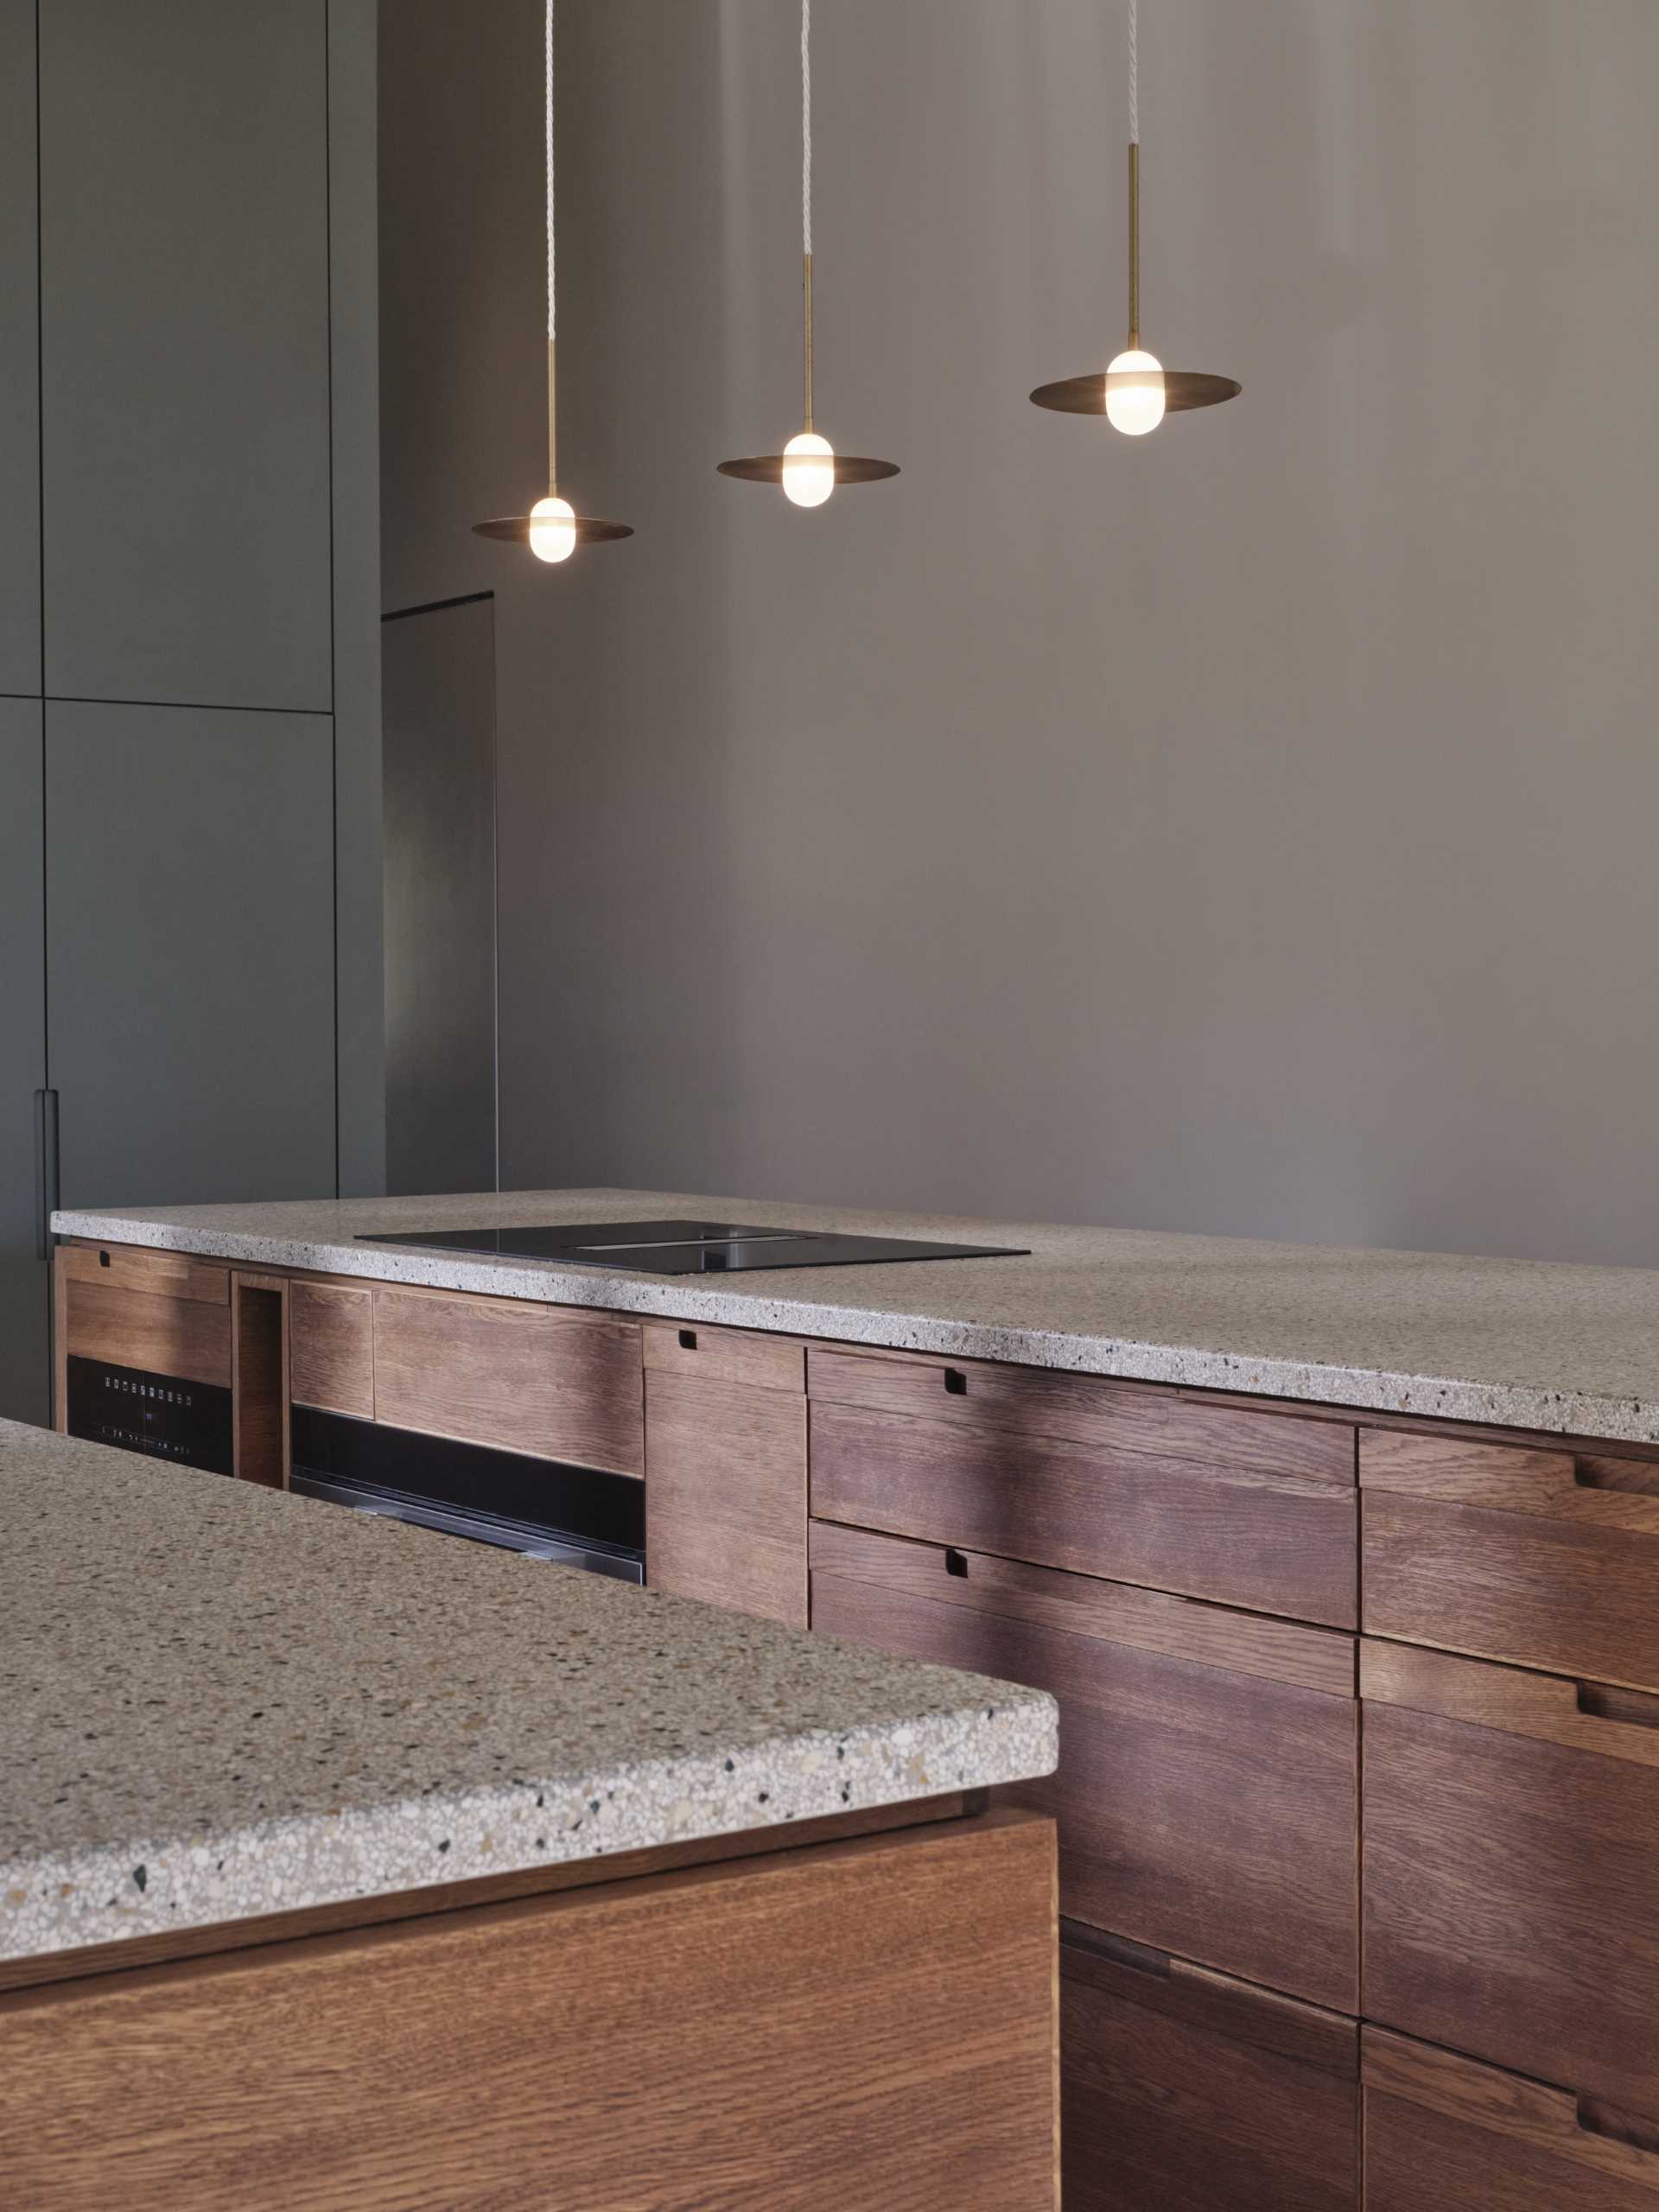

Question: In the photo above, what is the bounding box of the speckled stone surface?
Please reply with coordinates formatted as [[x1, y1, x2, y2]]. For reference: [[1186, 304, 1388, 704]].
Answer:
[[53, 1185, 1659, 1444], [0, 1421, 1056, 1968]]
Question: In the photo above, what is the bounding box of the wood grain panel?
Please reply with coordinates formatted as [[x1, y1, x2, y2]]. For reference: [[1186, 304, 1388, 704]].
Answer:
[[1061, 1925, 1358, 2212], [373, 1287, 643, 1475], [813, 1539, 1357, 2009], [62, 1274, 232, 1389], [810, 1521, 1355, 1697], [0, 1809, 1059, 2212], [288, 1280, 373, 1417], [809, 1345, 1356, 1480], [1362, 1430, 1659, 1535], [1364, 1487, 1659, 1694], [58, 1243, 229, 1305], [1362, 1639, 1659, 1770], [810, 1398, 1357, 1624], [644, 1319, 805, 1395], [645, 1370, 808, 1624], [1363, 2029, 1659, 2209], [1363, 1676, 1659, 2113], [231, 1274, 288, 1489]]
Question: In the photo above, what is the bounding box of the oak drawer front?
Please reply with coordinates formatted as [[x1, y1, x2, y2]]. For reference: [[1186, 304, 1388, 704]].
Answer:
[[62, 1274, 232, 1389], [1363, 2028, 1659, 2212], [811, 1523, 1358, 2009], [373, 1289, 643, 1476], [810, 1399, 1357, 1625], [289, 1281, 373, 1418], [1363, 1640, 1659, 2113], [1061, 1924, 1358, 2212], [59, 1241, 229, 1306], [645, 1370, 808, 1626], [1363, 1431, 1659, 1691], [809, 1346, 1355, 1481], [643, 1320, 804, 1395]]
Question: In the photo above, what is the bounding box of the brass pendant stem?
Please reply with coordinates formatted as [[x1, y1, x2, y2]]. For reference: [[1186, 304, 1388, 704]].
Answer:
[[1128, 141, 1141, 349], [546, 337, 558, 496], [803, 251, 814, 432]]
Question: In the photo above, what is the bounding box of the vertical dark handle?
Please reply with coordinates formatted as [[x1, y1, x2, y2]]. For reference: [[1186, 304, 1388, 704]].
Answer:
[[34, 1090, 60, 1261]]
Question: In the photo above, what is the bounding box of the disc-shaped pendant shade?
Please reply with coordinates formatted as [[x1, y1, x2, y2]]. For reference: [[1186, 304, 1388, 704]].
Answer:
[[469, 1, 630, 557], [1032, 4, 1236, 436], [716, 454, 899, 486], [719, 1, 899, 499], [1030, 370, 1240, 416], [472, 513, 635, 544]]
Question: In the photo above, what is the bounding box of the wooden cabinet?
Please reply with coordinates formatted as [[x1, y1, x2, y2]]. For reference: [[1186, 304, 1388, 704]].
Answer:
[[57, 1243, 232, 1393], [1363, 1429, 1659, 1692], [646, 1319, 804, 1396], [810, 1350, 1356, 1625], [0, 1807, 1060, 2212], [373, 1287, 643, 1476], [1363, 2027, 1659, 2212], [811, 1521, 1357, 2009], [289, 1280, 374, 1418], [1061, 1923, 1358, 2212], [645, 1325, 808, 1625], [1363, 1638, 1659, 2114]]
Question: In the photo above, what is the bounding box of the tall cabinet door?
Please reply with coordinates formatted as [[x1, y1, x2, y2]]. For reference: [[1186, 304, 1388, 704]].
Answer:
[[38, 0, 332, 711], [0, 702, 47, 1424], [0, 0, 40, 694], [46, 703, 336, 1210]]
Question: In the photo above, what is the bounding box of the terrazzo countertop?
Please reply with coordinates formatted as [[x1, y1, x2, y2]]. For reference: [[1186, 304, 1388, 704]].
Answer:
[[53, 1185, 1659, 1444], [0, 1420, 1056, 1968]]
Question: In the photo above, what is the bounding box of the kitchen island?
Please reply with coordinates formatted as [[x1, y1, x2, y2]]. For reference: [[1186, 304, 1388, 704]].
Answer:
[[54, 1182, 1659, 1440], [0, 1418, 1059, 2210], [45, 1185, 1659, 2212]]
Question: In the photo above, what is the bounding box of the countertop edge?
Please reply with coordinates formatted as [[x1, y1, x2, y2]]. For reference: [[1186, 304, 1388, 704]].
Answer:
[[51, 1209, 1659, 1446], [0, 1693, 1058, 1969]]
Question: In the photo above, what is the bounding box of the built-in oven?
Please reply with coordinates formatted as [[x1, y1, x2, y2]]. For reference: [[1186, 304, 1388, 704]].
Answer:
[[289, 1407, 645, 1582], [65, 1356, 235, 1475]]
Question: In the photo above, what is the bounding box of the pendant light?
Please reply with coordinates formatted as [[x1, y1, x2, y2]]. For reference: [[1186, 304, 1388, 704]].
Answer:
[[718, 0, 899, 504], [1031, 0, 1238, 432], [473, 0, 632, 557]]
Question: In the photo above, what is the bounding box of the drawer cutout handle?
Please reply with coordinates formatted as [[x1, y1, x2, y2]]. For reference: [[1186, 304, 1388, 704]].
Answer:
[[944, 1548, 969, 1579], [677, 1329, 697, 1351], [1058, 1920, 1172, 1980], [1574, 1458, 1659, 1499], [1577, 1682, 1659, 1732], [1578, 2095, 1659, 2160], [99, 1249, 111, 1268], [943, 1367, 968, 1395]]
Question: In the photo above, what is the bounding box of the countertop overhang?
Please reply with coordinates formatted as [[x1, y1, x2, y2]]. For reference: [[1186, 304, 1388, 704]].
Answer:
[[52, 1185, 1659, 1444], [0, 1419, 1056, 1967]]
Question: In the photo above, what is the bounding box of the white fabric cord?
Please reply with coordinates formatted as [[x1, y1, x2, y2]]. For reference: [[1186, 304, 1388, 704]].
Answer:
[[1128, 0, 1139, 145], [801, 0, 812, 257], [545, 0, 556, 340]]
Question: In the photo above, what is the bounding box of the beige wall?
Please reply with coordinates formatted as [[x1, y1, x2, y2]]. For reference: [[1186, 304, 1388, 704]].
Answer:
[[383, 0, 1659, 1265]]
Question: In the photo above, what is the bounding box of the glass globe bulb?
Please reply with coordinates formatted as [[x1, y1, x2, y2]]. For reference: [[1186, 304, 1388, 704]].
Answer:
[[1103, 349, 1166, 436], [781, 430, 836, 508], [528, 494, 577, 563]]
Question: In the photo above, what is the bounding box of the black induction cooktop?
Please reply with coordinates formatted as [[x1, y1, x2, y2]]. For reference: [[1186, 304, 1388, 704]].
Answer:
[[359, 1218, 1029, 1274]]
